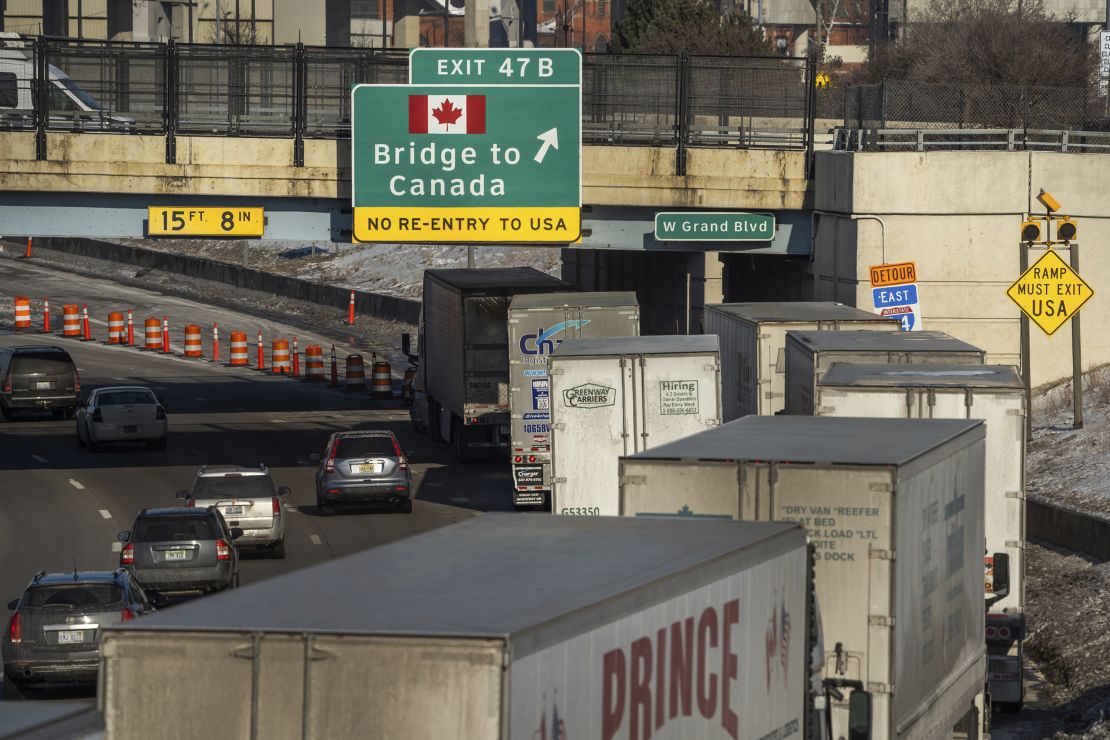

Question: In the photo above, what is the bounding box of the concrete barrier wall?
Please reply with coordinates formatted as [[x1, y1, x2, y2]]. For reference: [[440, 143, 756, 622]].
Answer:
[[1027, 499, 1110, 562], [36, 238, 421, 325]]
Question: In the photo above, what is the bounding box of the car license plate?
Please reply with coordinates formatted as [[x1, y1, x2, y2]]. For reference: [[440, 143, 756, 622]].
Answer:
[[352, 462, 384, 474], [121, 425, 138, 433], [224, 505, 243, 515], [36, 381, 51, 389], [164, 549, 188, 561], [57, 630, 85, 644]]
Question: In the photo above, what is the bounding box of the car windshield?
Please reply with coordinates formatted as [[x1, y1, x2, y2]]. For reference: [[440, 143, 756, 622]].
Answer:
[[58, 75, 102, 110], [98, 390, 156, 406], [25, 583, 123, 610], [12, 353, 72, 375], [333, 436, 397, 458], [135, 517, 217, 541], [192, 476, 275, 499]]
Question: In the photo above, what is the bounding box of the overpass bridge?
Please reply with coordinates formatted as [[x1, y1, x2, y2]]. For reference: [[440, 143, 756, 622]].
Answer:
[[4, 37, 1110, 389], [0, 38, 817, 254]]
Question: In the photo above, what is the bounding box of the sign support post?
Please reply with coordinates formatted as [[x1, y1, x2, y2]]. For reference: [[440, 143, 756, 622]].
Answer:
[[1019, 242, 1032, 443], [1071, 243, 1083, 429]]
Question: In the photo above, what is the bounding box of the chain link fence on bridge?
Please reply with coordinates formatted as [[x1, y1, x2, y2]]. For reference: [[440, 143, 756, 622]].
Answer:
[[844, 79, 1110, 133]]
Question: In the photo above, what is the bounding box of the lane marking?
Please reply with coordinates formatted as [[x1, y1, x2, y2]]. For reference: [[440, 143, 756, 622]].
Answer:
[[69, 478, 86, 490], [31, 454, 47, 463], [111, 542, 122, 552], [451, 497, 469, 503], [98, 509, 112, 519], [309, 534, 322, 545]]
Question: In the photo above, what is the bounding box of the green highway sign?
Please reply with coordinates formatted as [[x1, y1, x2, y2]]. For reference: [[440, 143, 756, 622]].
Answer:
[[352, 83, 581, 244], [654, 211, 776, 242], [409, 48, 581, 86]]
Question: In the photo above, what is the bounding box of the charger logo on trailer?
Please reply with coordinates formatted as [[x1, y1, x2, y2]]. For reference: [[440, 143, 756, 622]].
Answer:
[[520, 320, 591, 355], [563, 383, 615, 409], [602, 598, 749, 740], [534, 691, 568, 740], [765, 598, 791, 690]]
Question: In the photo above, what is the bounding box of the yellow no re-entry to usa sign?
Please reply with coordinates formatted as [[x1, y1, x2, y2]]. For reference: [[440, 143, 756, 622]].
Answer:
[[1006, 249, 1094, 335]]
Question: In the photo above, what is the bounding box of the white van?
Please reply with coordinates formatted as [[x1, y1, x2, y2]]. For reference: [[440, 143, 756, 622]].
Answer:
[[0, 32, 130, 130]]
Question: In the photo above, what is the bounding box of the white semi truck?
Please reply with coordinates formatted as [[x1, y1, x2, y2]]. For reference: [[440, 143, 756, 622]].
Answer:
[[783, 330, 986, 415], [407, 268, 567, 462], [100, 515, 818, 740], [814, 362, 1027, 710], [703, 302, 898, 419], [620, 415, 999, 739], [548, 335, 722, 516], [507, 291, 639, 506]]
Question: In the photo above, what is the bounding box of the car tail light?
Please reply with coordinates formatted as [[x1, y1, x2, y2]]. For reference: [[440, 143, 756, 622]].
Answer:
[[73, 369, 80, 393], [272, 496, 281, 515], [985, 626, 997, 639], [325, 443, 337, 473], [120, 543, 134, 565], [93, 408, 103, 422], [1, 374, 10, 393], [120, 607, 134, 622], [528, 455, 537, 463], [394, 486, 408, 492], [514, 456, 522, 463], [390, 437, 409, 471], [155, 405, 166, 420], [998, 626, 1011, 639], [8, 612, 21, 644], [185, 498, 195, 508], [216, 539, 230, 561]]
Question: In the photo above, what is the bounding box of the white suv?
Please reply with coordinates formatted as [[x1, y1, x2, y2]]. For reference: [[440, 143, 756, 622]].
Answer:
[[176, 465, 289, 558]]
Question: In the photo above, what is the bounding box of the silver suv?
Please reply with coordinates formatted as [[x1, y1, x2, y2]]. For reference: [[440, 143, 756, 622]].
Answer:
[[313, 430, 412, 514], [176, 465, 289, 558]]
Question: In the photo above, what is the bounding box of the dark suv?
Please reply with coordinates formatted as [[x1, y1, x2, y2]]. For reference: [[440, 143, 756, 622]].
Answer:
[[2, 570, 154, 697], [0, 345, 80, 420], [119, 508, 242, 596]]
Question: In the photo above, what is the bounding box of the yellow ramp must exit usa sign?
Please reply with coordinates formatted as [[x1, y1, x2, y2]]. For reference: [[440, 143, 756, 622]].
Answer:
[[1006, 249, 1093, 335]]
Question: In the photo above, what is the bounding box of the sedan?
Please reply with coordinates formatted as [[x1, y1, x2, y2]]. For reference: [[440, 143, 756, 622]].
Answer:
[[76, 386, 167, 451]]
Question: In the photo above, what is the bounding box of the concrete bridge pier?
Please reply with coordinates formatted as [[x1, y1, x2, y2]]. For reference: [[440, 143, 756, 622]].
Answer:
[[561, 248, 724, 335]]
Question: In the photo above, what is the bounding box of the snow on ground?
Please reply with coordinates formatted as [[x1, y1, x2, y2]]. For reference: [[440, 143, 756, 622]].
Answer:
[[114, 239, 563, 299], [1028, 367, 1110, 517]]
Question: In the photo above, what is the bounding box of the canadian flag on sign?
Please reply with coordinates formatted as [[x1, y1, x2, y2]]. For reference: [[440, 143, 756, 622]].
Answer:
[[409, 94, 486, 134]]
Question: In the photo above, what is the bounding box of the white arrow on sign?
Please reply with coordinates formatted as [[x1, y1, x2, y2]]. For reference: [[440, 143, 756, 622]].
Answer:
[[534, 128, 559, 163]]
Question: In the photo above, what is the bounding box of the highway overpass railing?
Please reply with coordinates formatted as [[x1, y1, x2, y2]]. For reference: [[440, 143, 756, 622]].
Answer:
[[834, 127, 1110, 153], [0, 37, 816, 172]]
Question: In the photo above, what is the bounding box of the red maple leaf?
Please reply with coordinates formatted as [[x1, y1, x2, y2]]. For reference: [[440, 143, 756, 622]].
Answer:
[[432, 99, 463, 128]]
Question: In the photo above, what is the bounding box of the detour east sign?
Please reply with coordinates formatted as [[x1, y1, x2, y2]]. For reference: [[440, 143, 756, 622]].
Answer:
[[1006, 249, 1094, 335]]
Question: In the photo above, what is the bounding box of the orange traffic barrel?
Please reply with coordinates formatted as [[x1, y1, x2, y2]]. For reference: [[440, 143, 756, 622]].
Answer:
[[402, 366, 416, 401], [62, 304, 81, 337], [183, 324, 203, 357], [304, 345, 324, 381], [370, 358, 392, 399], [13, 297, 31, 329], [143, 318, 162, 350], [107, 312, 125, 344], [344, 354, 366, 391], [271, 339, 291, 374], [229, 331, 249, 366]]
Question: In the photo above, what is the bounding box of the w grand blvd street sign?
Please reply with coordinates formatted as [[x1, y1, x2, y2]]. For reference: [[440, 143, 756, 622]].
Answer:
[[351, 83, 581, 244], [654, 212, 775, 242]]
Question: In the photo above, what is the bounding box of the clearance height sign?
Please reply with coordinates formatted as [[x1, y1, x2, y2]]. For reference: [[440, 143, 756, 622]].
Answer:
[[351, 80, 581, 244]]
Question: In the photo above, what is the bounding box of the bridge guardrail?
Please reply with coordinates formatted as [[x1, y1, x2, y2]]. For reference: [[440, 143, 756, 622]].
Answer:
[[835, 127, 1110, 153], [2, 37, 816, 173]]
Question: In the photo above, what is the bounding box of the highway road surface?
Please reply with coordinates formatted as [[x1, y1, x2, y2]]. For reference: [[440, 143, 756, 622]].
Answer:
[[0, 260, 515, 698]]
